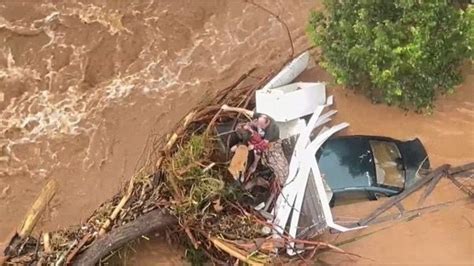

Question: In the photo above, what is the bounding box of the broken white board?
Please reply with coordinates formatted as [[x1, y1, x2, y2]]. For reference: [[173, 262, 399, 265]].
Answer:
[[269, 102, 366, 256], [256, 82, 326, 122], [273, 95, 334, 140], [272, 106, 325, 241], [308, 154, 367, 233], [260, 51, 310, 92], [286, 122, 349, 255], [275, 119, 306, 140]]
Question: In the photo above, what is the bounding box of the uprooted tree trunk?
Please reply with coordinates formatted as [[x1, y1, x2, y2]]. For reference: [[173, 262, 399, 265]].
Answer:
[[73, 209, 176, 266]]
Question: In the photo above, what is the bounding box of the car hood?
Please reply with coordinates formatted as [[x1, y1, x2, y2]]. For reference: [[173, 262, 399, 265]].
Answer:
[[316, 137, 375, 191]]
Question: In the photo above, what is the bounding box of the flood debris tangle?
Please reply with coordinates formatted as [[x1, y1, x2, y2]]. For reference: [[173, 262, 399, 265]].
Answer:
[[1, 51, 473, 266]]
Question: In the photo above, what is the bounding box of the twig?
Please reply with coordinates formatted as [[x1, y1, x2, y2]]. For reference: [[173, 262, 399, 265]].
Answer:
[[184, 226, 200, 249], [303, 244, 319, 263], [66, 233, 91, 264], [43, 233, 52, 254], [447, 175, 473, 197], [215, 67, 257, 104], [369, 197, 471, 225], [33, 233, 40, 262], [55, 240, 77, 266], [451, 171, 474, 178], [17, 236, 29, 256], [210, 237, 265, 266], [164, 133, 179, 151], [99, 175, 136, 235], [245, 0, 295, 58], [201, 248, 228, 265], [205, 109, 223, 134], [202, 162, 216, 173]]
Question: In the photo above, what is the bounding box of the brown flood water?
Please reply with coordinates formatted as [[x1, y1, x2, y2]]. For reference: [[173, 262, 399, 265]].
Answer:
[[1, 0, 472, 265]]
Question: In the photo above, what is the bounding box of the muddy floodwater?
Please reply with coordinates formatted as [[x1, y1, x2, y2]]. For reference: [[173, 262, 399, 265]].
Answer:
[[1, 0, 473, 265]]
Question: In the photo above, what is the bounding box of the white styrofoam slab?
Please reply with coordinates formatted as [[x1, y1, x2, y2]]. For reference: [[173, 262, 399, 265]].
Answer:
[[256, 82, 326, 122], [261, 51, 310, 91], [275, 119, 306, 140]]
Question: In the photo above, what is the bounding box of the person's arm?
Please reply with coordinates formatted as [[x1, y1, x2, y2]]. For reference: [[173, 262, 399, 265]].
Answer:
[[221, 104, 254, 118]]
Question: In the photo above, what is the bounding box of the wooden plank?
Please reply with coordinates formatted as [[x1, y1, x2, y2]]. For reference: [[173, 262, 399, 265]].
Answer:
[[450, 171, 474, 179], [395, 203, 405, 214], [448, 176, 473, 197], [18, 179, 57, 238], [448, 162, 474, 175], [358, 165, 450, 226], [417, 168, 446, 207], [371, 198, 471, 226]]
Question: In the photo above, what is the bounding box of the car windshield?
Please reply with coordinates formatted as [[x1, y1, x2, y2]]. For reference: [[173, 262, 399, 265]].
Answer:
[[369, 140, 405, 189]]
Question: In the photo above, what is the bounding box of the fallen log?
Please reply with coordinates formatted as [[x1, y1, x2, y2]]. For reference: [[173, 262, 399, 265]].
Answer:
[[73, 209, 176, 266], [18, 179, 58, 238], [358, 164, 450, 226]]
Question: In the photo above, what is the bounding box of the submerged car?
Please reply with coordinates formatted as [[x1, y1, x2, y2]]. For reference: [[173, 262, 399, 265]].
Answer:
[[316, 135, 430, 206]]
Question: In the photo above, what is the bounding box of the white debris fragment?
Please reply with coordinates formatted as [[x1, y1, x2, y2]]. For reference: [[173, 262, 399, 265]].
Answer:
[[256, 82, 326, 122], [254, 50, 365, 256]]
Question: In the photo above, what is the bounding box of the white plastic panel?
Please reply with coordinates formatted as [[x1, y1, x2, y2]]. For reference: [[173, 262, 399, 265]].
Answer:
[[256, 82, 326, 122], [275, 119, 306, 140], [260, 51, 310, 91]]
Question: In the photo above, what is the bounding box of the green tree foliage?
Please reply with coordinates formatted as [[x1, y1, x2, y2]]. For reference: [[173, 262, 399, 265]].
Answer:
[[308, 1, 473, 110]]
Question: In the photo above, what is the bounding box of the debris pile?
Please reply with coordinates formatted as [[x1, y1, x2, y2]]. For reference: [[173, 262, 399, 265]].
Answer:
[[1, 51, 346, 265], [2, 51, 473, 265]]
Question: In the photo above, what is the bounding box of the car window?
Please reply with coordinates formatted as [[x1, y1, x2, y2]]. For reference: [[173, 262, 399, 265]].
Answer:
[[369, 140, 405, 189]]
